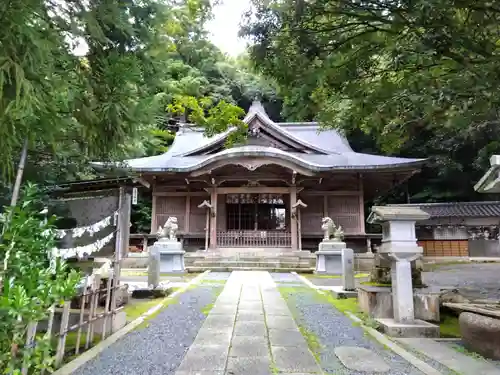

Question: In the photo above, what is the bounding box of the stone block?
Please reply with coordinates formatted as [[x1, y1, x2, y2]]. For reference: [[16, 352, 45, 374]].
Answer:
[[236, 312, 265, 322], [265, 316, 297, 330], [194, 329, 232, 346], [329, 286, 358, 299], [357, 285, 440, 322], [334, 346, 390, 372], [268, 329, 306, 346], [460, 312, 500, 360], [271, 346, 322, 373], [354, 253, 375, 272], [376, 318, 439, 338], [229, 336, 269, 356], [226, 356, 271, 375], [151, 240, 186, 273], [315, 250, 342, 274], [341, 248, 355, 290], [203, 315, 235, 329], [176, 345, 228, 372], [233, 321, 267, 336], [131, 287, 171, 299]]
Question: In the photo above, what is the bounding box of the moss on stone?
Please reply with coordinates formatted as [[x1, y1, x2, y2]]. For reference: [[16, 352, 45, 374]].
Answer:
[[440, 314, 461, 338]]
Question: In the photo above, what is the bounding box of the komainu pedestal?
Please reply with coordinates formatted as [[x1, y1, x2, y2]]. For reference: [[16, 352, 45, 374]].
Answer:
[[151, 216, 185, 274], [315, 217, 346, 274]]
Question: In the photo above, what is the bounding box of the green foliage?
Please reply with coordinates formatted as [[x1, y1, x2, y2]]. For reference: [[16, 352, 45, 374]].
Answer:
[[0, 184, 80, 373], [242, 0, 500, 202]]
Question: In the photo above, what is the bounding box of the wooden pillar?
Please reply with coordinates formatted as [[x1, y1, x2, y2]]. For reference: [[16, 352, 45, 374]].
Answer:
[[151, 194, 157, 234], [358, 174, 366, 234], [210, 188, 218, 249], [290, 187, 298, 250], [323, 195, 328, 217], [204, 209, 210, 251], [297, 209, 302, 251], [185, 195, 191, 232]]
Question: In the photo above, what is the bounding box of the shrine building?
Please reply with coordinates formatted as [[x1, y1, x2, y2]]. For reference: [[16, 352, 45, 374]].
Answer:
[[95, 101, 425, 253]]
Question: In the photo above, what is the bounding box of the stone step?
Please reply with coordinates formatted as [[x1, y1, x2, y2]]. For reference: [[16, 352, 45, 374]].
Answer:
[[191, 260, 314, 268], [186, 265, 315, 273]]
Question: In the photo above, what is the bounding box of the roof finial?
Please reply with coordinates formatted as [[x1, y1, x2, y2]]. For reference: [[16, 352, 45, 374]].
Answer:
[[249, 100, 269, 118]]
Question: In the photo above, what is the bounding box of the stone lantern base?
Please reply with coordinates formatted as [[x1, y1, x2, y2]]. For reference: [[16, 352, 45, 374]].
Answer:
[[376, 318, 440, 338]]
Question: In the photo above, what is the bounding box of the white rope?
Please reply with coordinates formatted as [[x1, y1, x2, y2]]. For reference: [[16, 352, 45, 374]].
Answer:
[[51, 232, 115, 261]]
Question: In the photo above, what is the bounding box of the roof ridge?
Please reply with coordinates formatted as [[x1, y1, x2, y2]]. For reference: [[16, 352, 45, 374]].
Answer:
[[390, 201, 500, 207]]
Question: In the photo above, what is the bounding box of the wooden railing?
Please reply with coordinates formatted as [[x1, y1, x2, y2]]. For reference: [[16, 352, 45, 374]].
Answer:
[[217, 230, 291, 248], [13, 274, 125, 374]]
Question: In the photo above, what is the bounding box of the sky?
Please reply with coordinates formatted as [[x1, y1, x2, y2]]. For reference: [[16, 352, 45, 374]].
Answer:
[[206, 0, 252, 56]]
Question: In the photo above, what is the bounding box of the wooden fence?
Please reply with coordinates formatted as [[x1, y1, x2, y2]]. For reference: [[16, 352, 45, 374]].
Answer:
[[217, 230, 292, 248], [19, 273, 125, 374]]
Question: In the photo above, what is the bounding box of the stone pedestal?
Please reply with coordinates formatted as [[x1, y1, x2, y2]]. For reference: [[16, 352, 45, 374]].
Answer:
[[315, 241, 346, 274], [329, 248, 358, 298], [151, 239, 186, 273]]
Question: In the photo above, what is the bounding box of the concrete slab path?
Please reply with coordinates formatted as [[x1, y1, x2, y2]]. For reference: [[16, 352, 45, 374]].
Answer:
[[175, 271, 322, 375]]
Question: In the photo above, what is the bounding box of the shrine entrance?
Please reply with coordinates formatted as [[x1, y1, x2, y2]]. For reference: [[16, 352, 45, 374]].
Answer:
[[217, 193, 291, 248]]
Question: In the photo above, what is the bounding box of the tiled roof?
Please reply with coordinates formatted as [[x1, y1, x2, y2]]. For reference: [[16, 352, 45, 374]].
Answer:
[[93, 101, 426, 173], [389, 202, 500, 218]]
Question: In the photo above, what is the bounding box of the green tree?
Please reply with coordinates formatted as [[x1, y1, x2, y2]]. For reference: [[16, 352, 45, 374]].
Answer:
[[0, 185, 80, 373], [242, 0, 500, 202]]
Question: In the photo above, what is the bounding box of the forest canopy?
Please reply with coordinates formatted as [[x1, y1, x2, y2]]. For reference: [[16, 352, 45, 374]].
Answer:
[[241, 0, 500, 202]]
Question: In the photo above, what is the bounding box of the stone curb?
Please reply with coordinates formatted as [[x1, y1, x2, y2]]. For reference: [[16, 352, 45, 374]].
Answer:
[[52, 270, 211, 375], [292, 271, 443, 375], [344, 312, 442, 375], [291, 272, 319, 289]]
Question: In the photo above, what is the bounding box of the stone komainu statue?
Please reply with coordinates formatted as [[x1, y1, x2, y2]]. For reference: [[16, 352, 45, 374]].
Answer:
[[157, 216, 178, 241], [321, 217, 344, 241]]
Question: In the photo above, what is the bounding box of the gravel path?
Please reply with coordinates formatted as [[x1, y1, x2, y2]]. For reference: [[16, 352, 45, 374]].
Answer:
[[275, 276, 453, 375], [422, 263, 500, 300], [72, 283, 224, 375]]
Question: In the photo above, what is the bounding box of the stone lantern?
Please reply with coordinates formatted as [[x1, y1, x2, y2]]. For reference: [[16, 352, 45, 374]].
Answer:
[[367, 206, 439, 337]]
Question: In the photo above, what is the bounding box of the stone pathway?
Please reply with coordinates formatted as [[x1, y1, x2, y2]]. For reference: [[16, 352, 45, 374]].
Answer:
[[175, 271, 322, 374], [397, 338, 500, 375]]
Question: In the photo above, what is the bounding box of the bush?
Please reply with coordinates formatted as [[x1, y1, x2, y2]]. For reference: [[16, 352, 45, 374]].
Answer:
[[0, 184, 80, 374]]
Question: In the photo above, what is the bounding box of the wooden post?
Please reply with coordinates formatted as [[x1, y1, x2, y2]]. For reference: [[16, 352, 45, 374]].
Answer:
[[323, 195, 328, 217], [292, 199, 307, 252], [151, 195, 157, 234], [22, 321, 38, 375], [209, 188, 218, 249], [142, 235, 148, 253], [198, 200, 212, 252], [205, 209, 210, 251], [55, 301, 71, 367], [110, 187, 127, 330], [290, 187, 298, 250], [185, 195, 191, 232], [358, 174, 366, 234]]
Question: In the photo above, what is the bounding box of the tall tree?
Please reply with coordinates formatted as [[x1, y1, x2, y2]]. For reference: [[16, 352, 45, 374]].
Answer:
[[242, 0, 500, 201]]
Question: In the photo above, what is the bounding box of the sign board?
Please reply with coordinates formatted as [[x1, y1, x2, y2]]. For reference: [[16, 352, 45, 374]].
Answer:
[[132, 187, 138, 205]]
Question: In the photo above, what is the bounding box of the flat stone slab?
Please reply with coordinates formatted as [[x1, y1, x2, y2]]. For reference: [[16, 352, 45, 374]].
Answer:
[[268, 328, 306, 347], [176, 345, 228, 372], [233, 321, 267, 336], [236, 311, 265, 322], [266, 316, 297, 330], [271, 346, 322, 373], [398, 338, 500, 375], [176, 371, 224, 375], [226, 356, 272, 375], [230, 336, 269, 356], [194, 329, 232, 345], [203, 315, 235, 329], [334, 346, 390, 373]]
